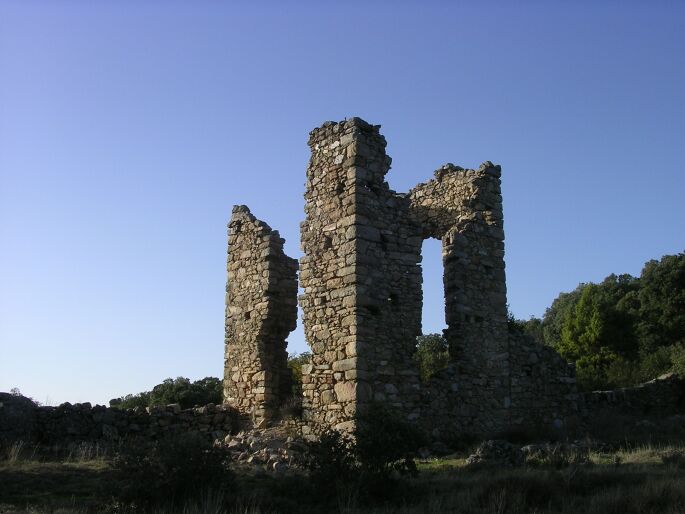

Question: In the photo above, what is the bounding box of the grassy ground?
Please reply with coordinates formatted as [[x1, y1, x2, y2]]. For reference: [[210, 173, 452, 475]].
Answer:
[[2, 443, 685, 513], [409, 446, 685, 514]]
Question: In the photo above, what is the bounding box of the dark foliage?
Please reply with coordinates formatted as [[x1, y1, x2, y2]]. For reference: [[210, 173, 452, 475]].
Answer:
[[306, 403, 426, 507], [355, 402, 427, 476], [110, 432, 233, 509], [307, 428, 358, 487]]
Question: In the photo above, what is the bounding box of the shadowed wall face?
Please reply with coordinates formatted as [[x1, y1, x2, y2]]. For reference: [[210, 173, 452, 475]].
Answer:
[[223, 206, 298, 425]]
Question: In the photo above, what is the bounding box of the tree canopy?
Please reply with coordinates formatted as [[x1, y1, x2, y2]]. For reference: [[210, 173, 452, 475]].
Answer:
[[414, 333, 449, 382], [110, 376, 223, 410], [517, 252, 685, 390]]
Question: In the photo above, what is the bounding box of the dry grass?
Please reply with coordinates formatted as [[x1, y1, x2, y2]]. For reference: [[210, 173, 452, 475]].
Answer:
[[2, 441, 685, 513]]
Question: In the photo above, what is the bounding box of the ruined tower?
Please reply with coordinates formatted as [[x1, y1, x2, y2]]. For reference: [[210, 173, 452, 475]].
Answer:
[[298, 119, 509, 433], [223, 118, 580, 436]]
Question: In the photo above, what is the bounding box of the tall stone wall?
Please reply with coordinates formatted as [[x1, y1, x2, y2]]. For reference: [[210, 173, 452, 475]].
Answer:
[[223, 206, 298, 425], [299, 119, 370, 431], [330, 120, 423, 424]]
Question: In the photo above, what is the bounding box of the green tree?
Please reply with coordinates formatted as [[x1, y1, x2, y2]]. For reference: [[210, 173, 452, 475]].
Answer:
[[539, 255, 683, 390], [671, 343, 685, 378], [556, 279, 640, 390], [507, 305, 545, 344], [542, 287, 584, 348], [287, 351, 312, 397], [110, 376, 222, 410], [414, 333, 449, 382], [634, 253, 685, 355], [521, 316, 545, 345]]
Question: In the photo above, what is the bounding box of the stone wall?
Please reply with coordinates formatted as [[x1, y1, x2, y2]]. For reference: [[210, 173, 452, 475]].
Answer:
[[508, 333, 582, 431], [418, 333, 582, 438], [585, 373, 685, 418], [299, 119, 376, 431], [342, 121, 423, 427], [223, 206, 298, 425], [296, 119, 522, 434], [224, 117, 587, 438], [0, 393, 236, 445], [409, 163, 510, 434]]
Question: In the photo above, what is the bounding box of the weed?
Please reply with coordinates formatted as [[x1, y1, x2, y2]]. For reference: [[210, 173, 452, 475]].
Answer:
[[5, 440, 25, 464]]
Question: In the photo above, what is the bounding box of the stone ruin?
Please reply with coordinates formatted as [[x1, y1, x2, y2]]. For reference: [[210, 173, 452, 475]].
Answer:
[[223, 207, 298, 424], [223, 117, 581, 438], [3, 118, 683, 452]]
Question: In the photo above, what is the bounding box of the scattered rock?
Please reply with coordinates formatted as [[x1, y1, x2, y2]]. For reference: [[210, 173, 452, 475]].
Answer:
[[465, 440, 523, 469]]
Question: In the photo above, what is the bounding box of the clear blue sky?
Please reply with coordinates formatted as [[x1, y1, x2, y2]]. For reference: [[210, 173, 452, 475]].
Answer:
[[1, 1, 683, 406]]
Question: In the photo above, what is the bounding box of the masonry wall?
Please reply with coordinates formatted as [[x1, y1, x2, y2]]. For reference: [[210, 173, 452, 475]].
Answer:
[[299, 120, 366, 431], [409, 163, 510, 434], [299, 119, 515, 433], [0, 393, 236, 445], [585, 373, 685, 418], [508, 333, 582, 431], [227, 117, 586, 438], [342, 121, 423, 423], [223, 206, 298, 425]]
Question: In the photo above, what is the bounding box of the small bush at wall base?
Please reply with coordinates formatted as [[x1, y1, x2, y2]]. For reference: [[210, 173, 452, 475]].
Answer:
[[307, 428, 357, 486], [306, 403, 427, 507], [355, 402, 427, 477], [110, 432, 233, 509]]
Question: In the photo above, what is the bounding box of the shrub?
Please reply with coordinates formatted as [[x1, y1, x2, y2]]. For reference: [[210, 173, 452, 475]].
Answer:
[[605, 358, 641, 389], [306, 403, 426, 507], [524, 444, 592, 469], [3, 440, 25, 464], [661, 450, 685, 469], [111, 432, 233, 509], [278, 396, 303, 419], [671, 343, 685, 378], [307, 428, 357, 487], [355, 402, 427, 476]]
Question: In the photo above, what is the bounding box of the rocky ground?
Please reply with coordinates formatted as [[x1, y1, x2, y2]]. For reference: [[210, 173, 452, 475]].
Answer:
[[220, 427, 309, 473]]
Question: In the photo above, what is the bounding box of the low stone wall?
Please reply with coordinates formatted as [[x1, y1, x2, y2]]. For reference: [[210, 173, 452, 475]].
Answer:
[[509, 333, 583, 432], [419, 333, 584, 439], [585, 373, 685, 418], [0, 393, 238, 445]]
